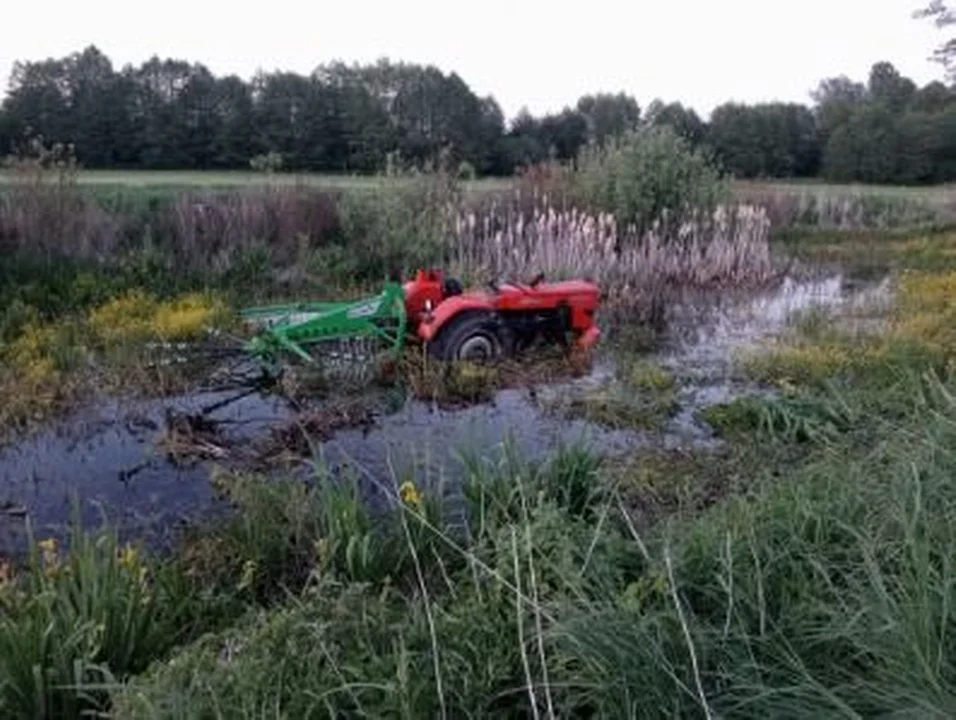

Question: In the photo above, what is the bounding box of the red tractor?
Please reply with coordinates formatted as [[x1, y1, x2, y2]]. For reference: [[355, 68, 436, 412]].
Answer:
[[402, 269, 602, 362], [241, 268, 601, 369]]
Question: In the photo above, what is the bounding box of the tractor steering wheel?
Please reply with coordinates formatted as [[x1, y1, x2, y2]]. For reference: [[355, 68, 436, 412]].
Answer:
[[529, 272, 545, 288]]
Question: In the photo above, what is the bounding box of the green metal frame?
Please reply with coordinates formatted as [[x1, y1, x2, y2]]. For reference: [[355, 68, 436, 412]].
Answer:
[[240, 281, 408, 368]]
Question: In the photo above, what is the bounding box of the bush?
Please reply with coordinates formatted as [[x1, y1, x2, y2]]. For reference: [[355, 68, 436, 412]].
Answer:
[[334, 168, 462, 282], [571, 125, 730, 230]]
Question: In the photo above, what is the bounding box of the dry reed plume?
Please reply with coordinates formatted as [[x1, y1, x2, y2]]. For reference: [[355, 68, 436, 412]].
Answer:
[[448, 198, 775, 312], [735, 185, 947, 231], [162, 188, 341, 272]]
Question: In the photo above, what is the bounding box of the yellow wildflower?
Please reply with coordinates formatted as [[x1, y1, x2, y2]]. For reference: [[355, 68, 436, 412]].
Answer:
[[399, 481, 423, 508], [776, 378, 799, 396], [87, 291, 157, 344], [118, 542, 140, 571], [37, 537, 57, 554], [238, 559, 257, 592], [87, 290, 227, 345], [313, 537, 330, 563], [0, 559, 14, 592], [151, 293, 226, 339], [37, 537, 60, 577]]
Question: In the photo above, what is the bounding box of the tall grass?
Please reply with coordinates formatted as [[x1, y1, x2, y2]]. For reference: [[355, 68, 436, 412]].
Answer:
[[0, 523, 194, 719], [100, 365, 956, 720], [0, 141, 122, 261], [449, 196, 775, 313], [735, 182, 951, 231]]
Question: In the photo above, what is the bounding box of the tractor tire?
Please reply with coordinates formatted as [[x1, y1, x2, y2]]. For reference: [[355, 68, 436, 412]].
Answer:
[[427, 311, 509, 363]]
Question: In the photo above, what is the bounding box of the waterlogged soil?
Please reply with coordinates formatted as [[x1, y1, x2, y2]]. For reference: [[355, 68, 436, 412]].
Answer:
[[654, 271, 894, 439], [0, 270, 893, 555]]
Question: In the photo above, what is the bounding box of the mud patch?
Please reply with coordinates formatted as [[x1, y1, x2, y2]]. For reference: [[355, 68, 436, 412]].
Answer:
[[157, 411, 231, 465], [260, 399, 379, 463], [400, 348, 592, 409]]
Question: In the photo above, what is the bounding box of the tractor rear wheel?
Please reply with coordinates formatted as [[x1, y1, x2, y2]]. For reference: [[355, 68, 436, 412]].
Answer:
[[427, 311, 509, 362]]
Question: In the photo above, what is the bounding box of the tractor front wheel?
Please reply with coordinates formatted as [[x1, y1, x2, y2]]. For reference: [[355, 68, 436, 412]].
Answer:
[[427, 311, 508, 363]]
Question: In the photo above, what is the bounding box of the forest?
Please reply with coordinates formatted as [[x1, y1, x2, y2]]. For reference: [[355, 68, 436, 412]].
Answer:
[[0, 7, 954, 184]]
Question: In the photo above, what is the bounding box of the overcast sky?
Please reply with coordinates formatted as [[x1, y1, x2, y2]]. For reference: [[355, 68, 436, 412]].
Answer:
[[1, 0, 948, 121]]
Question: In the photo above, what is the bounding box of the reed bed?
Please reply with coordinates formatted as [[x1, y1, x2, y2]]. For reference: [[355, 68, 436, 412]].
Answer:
[[449, 198, 775, 312], [735, 185, 949, 231]]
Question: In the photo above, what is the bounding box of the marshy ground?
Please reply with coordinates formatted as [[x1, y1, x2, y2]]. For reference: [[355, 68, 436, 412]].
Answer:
[[0, 256, 885, 557], [3, 156, 956, 717]]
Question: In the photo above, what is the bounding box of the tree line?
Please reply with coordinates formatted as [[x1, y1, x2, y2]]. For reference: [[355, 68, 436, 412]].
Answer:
[[0, 42, 953, 184]]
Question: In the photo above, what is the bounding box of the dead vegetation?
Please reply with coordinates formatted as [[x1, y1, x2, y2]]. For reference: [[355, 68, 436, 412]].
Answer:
[[156, 410, 231, 465], [448, 197, 777, 328], [262, 400, 379, 460]]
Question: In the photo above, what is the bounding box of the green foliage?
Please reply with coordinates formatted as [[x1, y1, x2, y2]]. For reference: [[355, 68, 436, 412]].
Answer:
[[700, 388, 856, 444], [2, 44, 956, 186], [0, 526, 192, 719], [248, 151, 283, 173], [643, 99, 707, 145], [112, 578, 533, 719], [571, 125, 729, 229], [184, 469, 406, 610], [708, 102, 820, 178], [332, 167, 460, 281], [576, 92, 642, 146]]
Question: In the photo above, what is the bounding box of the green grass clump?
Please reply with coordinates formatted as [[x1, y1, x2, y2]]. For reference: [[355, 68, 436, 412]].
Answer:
[[0, 527, 195, 719], [548, 358, 680, 431]]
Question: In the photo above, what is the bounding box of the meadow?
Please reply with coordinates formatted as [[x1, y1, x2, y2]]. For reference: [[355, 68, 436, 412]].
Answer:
[[3, 130, 956, 718], [0, 168, 514, 195], [3, 165, 953, 203]]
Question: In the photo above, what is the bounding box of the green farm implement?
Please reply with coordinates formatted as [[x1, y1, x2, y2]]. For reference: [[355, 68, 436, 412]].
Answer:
[[239, 280, 408, 375], [235, 268, 602, 378], [150, 268, 601, 412]]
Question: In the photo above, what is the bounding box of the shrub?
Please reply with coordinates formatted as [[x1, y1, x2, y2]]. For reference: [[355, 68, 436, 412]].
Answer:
[[335, 167, 462, 281], [571, 125, 730, 231], [249, 151, 283, 173]]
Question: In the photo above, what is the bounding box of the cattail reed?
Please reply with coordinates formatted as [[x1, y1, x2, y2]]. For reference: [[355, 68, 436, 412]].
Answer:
[[733, 184, 945, 231], [447, 197, 774, 310]]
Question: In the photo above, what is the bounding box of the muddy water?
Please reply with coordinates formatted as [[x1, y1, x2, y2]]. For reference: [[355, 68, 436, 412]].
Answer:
[[0, 379, 641, 554], [0, 271, 892, 555], [654, 271, 893, 441]]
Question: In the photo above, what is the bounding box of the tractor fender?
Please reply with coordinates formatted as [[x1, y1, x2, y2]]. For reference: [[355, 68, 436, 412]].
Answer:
[[416, 295, 495, 344]]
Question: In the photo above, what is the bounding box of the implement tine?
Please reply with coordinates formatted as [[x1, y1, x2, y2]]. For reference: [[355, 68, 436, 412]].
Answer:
[[239, 281, 408, 377]]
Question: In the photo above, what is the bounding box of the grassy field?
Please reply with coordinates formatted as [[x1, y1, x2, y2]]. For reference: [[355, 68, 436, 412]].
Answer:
[[2, 166, 954, 199], [0, 168, 513, 193], [732, 177, 956, 200]]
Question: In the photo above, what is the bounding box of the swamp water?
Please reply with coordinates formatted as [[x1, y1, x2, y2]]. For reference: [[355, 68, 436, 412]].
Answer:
[[0, 271, 892, 554]]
